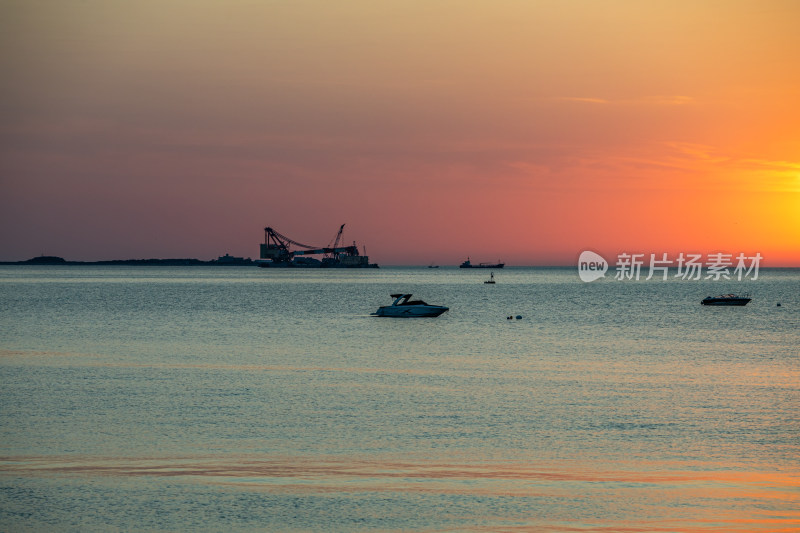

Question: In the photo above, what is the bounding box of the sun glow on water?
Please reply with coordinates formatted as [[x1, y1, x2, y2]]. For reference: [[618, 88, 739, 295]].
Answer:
[[1, 266, 798, 530]]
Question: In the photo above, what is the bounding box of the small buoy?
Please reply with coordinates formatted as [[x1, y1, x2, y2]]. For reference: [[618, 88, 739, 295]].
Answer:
[[516, 315, 522, 320], [507, 316, 513, 320], [777, 302, 782, 307]]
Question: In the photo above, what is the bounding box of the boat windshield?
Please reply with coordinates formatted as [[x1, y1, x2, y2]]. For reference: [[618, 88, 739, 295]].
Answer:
[[389, 294, 432, 306]]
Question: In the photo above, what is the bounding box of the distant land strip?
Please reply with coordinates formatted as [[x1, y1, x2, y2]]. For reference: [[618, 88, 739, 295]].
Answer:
[[0, 255, 254, 266]]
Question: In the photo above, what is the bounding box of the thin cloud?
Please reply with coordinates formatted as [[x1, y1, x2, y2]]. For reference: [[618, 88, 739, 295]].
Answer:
[[639, 95, 695, 106], [553, 96, 610, 104], [552, 95, 695, 106], [663, 142, 730, 163]]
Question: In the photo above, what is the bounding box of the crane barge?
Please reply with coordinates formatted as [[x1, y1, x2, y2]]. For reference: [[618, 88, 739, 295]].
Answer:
[[256, 225, 378, 268]]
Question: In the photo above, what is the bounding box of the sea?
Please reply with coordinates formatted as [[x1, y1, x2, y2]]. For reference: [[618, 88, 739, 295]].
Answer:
[[0, 265, 798, 532]]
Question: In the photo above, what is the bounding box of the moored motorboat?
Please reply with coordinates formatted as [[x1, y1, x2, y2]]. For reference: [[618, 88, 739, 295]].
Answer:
[[371, 294, 449, 317], [701, 293, 751, 306]]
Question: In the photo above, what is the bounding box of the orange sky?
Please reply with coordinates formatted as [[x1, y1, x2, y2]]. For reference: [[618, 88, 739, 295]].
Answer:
[[1, 1, 798, 265]]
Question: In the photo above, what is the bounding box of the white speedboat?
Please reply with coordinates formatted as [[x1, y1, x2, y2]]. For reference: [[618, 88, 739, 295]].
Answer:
[[371, 294, 449, 317]]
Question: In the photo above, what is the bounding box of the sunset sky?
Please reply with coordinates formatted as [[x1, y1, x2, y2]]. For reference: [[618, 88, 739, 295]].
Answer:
[[1, 1, 799, 265]]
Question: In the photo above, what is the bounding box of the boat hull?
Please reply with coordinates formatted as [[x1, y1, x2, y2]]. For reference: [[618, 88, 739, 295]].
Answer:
[[701, 298, 751, 306], [256, 260, 378, 268], [372, 306, 449, 317]]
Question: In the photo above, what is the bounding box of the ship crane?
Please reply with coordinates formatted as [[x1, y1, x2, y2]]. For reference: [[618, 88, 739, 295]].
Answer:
[[259, 225, 365, 267], [263, 226, 318, 251], [326, 224, 346, 260], [292, 225, 359, 258], [261, 226, 319, 263], [321, 224, 360, 261]]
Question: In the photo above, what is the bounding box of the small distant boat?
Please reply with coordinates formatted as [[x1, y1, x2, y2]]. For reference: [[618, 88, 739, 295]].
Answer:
[[701, 293, 751, 306], [428, 263, 439, 268], [460, 257, 504, 269], [484, 272, 496, 284], [371, 294, 449, 317]]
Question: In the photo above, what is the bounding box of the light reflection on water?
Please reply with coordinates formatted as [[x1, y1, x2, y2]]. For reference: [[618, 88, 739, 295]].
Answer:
[[1, 454, 797, 532], [0, 266, 798, 531]]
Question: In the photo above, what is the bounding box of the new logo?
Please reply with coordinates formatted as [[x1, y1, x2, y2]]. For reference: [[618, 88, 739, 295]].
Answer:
[[578, 251, 608, 282]]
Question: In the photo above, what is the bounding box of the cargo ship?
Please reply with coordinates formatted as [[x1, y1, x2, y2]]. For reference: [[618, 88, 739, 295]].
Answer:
[[459, 257, 504, 269], [256, 225, 378, 268]]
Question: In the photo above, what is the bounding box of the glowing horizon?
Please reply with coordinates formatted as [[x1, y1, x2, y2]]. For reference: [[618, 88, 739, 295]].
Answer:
[[1, 1, 799, 266]]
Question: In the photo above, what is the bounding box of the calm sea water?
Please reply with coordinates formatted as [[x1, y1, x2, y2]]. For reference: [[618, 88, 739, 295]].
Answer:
[[1, 266, 798, 532]]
